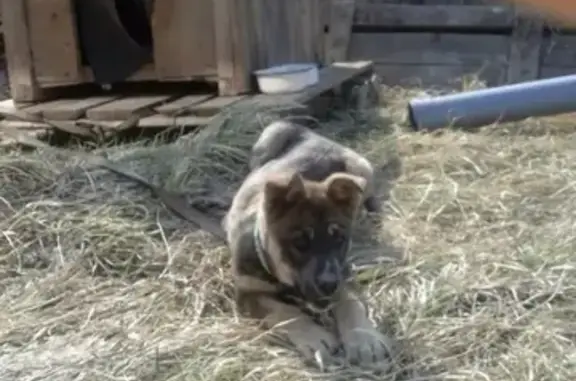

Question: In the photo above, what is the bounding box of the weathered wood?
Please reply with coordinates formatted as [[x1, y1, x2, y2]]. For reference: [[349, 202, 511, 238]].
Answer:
[[187, 95, 246, 116], [0, 119, 73, 130], [540, 66, 576, 79], [21, 96, 120, 120], [506, 10, 543, 83], [155, 94, 215, 116], [325, 0, 356, 63], [349, 33, 509, 66], [353, 3, 515, 29], [86, 95, 176, 121], [541, 35, 576, 68], [250, 0, 322, 70], [1, 0, 43, 102], [373, 63, 506, 88], [250, 61, 374, 106], [152, 0, 217, 79], [137, 115, 213, 128], [290, 0, 320, 62], [27, 0, 83, 85], [214, 0, 253, 95], [315, 0, 331, 64]]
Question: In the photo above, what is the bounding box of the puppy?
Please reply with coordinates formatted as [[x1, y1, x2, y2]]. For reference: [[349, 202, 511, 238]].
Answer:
[[223, 123, 394, 367], [249, 120, 381, 213]]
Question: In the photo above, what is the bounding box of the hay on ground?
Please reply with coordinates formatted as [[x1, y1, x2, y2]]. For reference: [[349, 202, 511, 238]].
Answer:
[[0, 88, 575, 381]]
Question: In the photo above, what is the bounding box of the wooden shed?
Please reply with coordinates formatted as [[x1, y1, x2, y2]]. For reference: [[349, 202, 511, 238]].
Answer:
[[1, 0, 340, 103]]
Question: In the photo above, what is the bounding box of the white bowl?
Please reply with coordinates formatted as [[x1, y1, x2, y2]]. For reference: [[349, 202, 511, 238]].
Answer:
[[254, 63, 319, 94]]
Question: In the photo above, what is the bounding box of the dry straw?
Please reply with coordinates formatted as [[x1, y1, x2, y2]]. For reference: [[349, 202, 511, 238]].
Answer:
[[1, 86, 575, 380]]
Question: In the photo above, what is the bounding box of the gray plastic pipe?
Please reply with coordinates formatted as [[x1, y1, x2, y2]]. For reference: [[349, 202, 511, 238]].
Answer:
[[408, 73, 576, 131]]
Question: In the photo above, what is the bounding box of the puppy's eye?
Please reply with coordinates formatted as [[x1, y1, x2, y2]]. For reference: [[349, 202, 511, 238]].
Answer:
[[292, 228, 313, 251]]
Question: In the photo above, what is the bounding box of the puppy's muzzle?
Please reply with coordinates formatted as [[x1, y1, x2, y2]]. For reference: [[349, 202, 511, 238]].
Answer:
[[299, 257, 348, 304]]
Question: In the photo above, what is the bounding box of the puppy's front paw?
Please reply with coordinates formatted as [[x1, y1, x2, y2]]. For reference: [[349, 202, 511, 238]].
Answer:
[[291, 326, 340, 365], [341, 327, 394, 367]]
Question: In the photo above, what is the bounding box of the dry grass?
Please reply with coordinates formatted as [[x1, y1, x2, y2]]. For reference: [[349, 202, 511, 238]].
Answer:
[[1, 86, 576, 381]]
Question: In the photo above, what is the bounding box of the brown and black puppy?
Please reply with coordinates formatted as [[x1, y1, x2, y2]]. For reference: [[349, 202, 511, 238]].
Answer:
[[249, 120, 381, 214], [223, 129, 394, 367]]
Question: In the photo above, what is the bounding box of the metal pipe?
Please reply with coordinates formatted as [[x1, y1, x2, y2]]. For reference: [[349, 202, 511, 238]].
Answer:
[[407, 73, 576, 131]]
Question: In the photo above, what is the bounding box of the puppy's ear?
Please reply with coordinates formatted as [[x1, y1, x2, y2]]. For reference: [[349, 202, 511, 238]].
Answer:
[[264, 172, 306, 215], [325, 173, 366, 207]]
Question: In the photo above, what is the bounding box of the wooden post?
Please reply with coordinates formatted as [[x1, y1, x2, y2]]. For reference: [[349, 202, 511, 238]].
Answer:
[[507, 7, 544, 83], [1, 0, 44, 102], [213, 0, 253, 96]]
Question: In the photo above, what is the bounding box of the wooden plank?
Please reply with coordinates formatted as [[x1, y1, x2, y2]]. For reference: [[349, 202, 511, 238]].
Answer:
[[315, 0, 331, 64], [0, 99, 35, 114], [349, 33, 509, 66], [1, 0, 43, 102], [214, 0, 253, 95], [188, 95, 246, 116], [506, 11, 543, 83], [353, 3, 515, 29], [152, 0, 217, 79], [541, 35, 576, 68], [290, 0, 321, 62], [86, 95, 176, 121], [325, 0, 356, 63], [137, 115, 213, 128], [249, 0, 294, 68], [373, 62, 506, 88], [250, 0, 323, 70], [21, 96, 120, 120], [250, 60, 374, 106], [27, 0, 83, 85], [540, 66, 576, 79], [155, 94, 215, 116]]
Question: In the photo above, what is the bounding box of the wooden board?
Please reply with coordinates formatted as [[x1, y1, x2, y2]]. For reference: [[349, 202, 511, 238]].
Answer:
[[86, 95, 176, 121], [325, 0, 356, 64], [250, 61, 374, 106], [155, 94, 215, 116], [188, 95, 246, 116], [21, 96, 120, 120], [250, 0, 321, 69], [152, 0, 217, 79], [214, 0, 253, 95], [372, 63, 506, 87], [540, 67, 576, 79], [353, 3, 515, 29], [349, 33, 509, 66], [506, 11, 543, 83], [541, 35, 576, 68], [26, 0, 82, 84], [1, 0, 42, 102], [137, 115, 213, 128]]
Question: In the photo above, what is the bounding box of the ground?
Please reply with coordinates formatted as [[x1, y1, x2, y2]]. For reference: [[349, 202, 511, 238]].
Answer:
[[0, 85, 575, 381]]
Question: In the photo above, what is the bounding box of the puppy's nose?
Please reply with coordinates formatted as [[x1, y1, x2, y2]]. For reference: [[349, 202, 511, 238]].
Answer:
[[316, 259, 341, 296]]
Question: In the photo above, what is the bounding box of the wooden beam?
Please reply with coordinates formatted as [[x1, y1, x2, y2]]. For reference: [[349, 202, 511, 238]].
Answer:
[[353, 3, 515, 30], [213, 0, 253, 96], [506, 9, 544, 83], [27, 0, 83, 85], [1, 0, 44, 102], [325, 0, 356, 64]]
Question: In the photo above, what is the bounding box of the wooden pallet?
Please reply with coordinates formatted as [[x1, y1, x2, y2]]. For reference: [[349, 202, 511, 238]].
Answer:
[[0, 61, 375, 142]]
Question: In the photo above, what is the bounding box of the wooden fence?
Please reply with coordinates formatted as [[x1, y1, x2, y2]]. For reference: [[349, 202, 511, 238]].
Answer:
[[347, 0, 576, 87]]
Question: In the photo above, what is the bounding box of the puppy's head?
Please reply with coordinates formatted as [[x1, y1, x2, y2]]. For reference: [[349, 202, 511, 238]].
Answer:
[[262, 170, 366, 305]]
